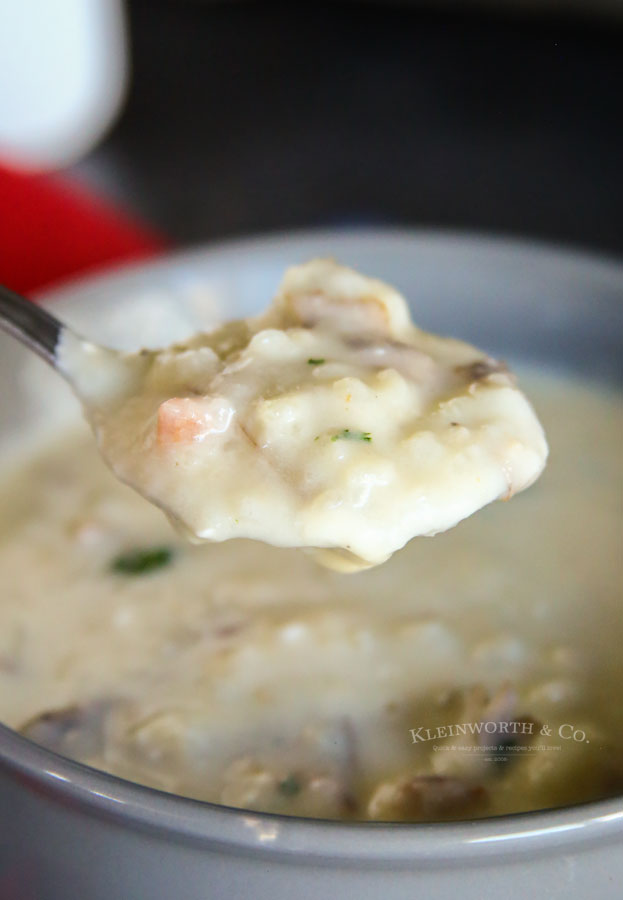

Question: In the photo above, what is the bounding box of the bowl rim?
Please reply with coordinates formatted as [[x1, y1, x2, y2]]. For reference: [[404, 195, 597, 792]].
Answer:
[[1, 227, 622, 863], [31, 223, 623, 308], [2, 722, 623, 863]]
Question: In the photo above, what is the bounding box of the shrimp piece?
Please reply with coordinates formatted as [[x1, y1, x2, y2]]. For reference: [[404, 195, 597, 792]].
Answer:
[[156, 397, 234, 445]]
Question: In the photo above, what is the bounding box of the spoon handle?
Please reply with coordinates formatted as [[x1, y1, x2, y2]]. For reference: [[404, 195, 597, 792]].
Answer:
[[0, 284, 62, 367]]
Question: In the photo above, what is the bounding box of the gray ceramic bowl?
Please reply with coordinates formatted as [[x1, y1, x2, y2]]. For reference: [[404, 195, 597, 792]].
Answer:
[[1, 230, 622, 899]]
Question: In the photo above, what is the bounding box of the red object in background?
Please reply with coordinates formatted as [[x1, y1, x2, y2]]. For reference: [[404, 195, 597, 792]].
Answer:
[[0, 163, 168, 296]]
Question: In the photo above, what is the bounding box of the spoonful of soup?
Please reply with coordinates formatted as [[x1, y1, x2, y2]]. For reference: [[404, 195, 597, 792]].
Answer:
[[0, 259, 548, 571]]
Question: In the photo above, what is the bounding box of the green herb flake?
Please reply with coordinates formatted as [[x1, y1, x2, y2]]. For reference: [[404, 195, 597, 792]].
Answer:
[[111, 546, 173, 576], [278, 774, 302, 797], [331, 429, 372, 443], [307, 358, 325, 366]]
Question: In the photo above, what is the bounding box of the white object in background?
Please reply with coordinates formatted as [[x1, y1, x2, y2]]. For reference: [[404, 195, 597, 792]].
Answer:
[[0, 0, 128, 170]]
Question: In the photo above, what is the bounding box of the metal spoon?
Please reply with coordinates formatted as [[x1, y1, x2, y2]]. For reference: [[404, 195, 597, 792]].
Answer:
[[0, 283, 149, 404], [0, 283, 65, 368]]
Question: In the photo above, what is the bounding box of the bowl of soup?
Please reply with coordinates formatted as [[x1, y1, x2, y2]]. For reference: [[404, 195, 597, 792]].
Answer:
[[1, 229, 621, 899]]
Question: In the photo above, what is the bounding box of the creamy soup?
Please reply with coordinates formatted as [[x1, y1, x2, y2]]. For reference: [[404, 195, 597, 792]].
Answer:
[[58, 260, 547, 571], [0, 370, 621, 821]]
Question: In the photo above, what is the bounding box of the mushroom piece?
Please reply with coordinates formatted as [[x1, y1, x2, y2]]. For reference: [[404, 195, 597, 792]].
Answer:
[[368, 774, 488, 821], [19, 700, 112, 759], [455, 358, 513, 385]]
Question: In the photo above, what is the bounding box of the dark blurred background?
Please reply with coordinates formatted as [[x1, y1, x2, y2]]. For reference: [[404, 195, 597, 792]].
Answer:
[[73, 0, 622, 256]]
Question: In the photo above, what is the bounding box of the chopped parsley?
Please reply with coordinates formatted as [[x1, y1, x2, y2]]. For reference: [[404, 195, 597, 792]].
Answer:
[[307, 358, 325, 366], [278, 774, 302, 796], [331, 429, 372, 443], [111, 546, 173, 575]]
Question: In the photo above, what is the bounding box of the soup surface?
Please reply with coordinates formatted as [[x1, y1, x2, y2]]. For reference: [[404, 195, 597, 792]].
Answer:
[[0, 370, 621, 821]]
